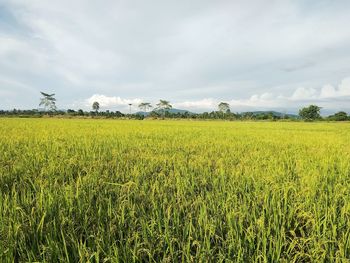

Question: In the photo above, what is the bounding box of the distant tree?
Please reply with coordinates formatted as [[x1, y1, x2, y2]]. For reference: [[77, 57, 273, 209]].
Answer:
[[67, 109, 76, 115], [299, 105, 321, 121], [39, 92, 57, 112], [138, 102, 153, 112], [218, 102, 230, 114], [114, 111, 124, 117], [92, 101, 100, 113], [242, 112, 254, 120], [156, 100, 172, 118], [149, 111, 160, 118], [328, 111, 348, 121]]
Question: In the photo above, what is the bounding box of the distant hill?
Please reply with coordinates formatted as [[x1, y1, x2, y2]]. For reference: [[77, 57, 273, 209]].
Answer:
[[241, 111, 299, 118], [136, 109, 299, 118], [136, 108, 193, 116], [166, 108, 193, 114]]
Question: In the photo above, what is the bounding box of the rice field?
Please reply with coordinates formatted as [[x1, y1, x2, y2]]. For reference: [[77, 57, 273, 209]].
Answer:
[[0, 118, 350, 262]]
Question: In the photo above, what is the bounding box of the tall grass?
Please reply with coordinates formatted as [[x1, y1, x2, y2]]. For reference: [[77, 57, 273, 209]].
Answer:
[[0, 119, 350, 262]]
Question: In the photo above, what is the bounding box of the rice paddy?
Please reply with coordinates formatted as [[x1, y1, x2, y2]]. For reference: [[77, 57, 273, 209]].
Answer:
[[1, 118, 350, 262]]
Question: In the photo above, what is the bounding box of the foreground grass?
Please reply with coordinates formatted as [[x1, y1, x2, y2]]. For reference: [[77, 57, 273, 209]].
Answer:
[[0, 119, 350, 262]]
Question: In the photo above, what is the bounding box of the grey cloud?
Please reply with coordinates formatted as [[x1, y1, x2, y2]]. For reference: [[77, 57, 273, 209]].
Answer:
[[1, 0, 350, 112], [281, 61, 316, 72]]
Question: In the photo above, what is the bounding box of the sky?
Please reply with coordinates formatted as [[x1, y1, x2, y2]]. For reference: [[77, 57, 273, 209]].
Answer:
[[0, 0, 350, 114]]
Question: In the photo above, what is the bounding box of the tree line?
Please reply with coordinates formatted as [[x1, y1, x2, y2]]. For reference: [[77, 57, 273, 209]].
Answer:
[[0, 92, 349, 121]]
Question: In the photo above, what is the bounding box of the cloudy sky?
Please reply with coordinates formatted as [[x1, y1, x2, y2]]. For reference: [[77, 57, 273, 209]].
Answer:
[[1, 0, 350, 113]]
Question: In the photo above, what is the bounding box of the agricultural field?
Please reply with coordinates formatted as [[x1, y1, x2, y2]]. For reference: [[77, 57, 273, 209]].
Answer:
[[0, 118, 350, 262]]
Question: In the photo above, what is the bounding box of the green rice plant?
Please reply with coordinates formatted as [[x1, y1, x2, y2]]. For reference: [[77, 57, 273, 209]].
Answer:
[[0, 119, 350, 262]]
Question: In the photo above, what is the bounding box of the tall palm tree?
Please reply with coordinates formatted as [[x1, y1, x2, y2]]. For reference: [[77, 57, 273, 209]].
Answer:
[[156, 100, 172, 118], [138, 102, 153, 112], [39, 92, 56, 112]]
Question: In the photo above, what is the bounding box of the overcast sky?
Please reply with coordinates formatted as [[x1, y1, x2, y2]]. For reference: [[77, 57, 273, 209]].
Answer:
[[1, 0, 350, 113]]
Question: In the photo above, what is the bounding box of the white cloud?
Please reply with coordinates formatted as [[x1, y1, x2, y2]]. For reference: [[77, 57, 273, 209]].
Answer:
[[74, 75, 350, 113], [338, 78, 350, 96], [169, 77, 350, 112], [85, 94, 142, 108], [174, 98, 217, 109], [320, 78, 350, 98], [291, 87, 318, 100], [259, 93, 274, 100], [320, 84, 337, 98], [170, 94, 280, 112]]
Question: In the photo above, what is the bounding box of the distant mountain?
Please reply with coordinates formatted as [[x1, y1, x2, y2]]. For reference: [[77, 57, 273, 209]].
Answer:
[[241, 111, 299, 118], [135, 109, 299, 118], [136, 108, 193, 116], [166, 108, 193, 114]]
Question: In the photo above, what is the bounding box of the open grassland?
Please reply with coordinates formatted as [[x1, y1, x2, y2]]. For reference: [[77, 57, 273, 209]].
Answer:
[[0, 119, 350, 262]]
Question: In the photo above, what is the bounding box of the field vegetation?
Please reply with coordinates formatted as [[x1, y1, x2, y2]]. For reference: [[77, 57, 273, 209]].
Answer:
[[1, 119, 350, 262]]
